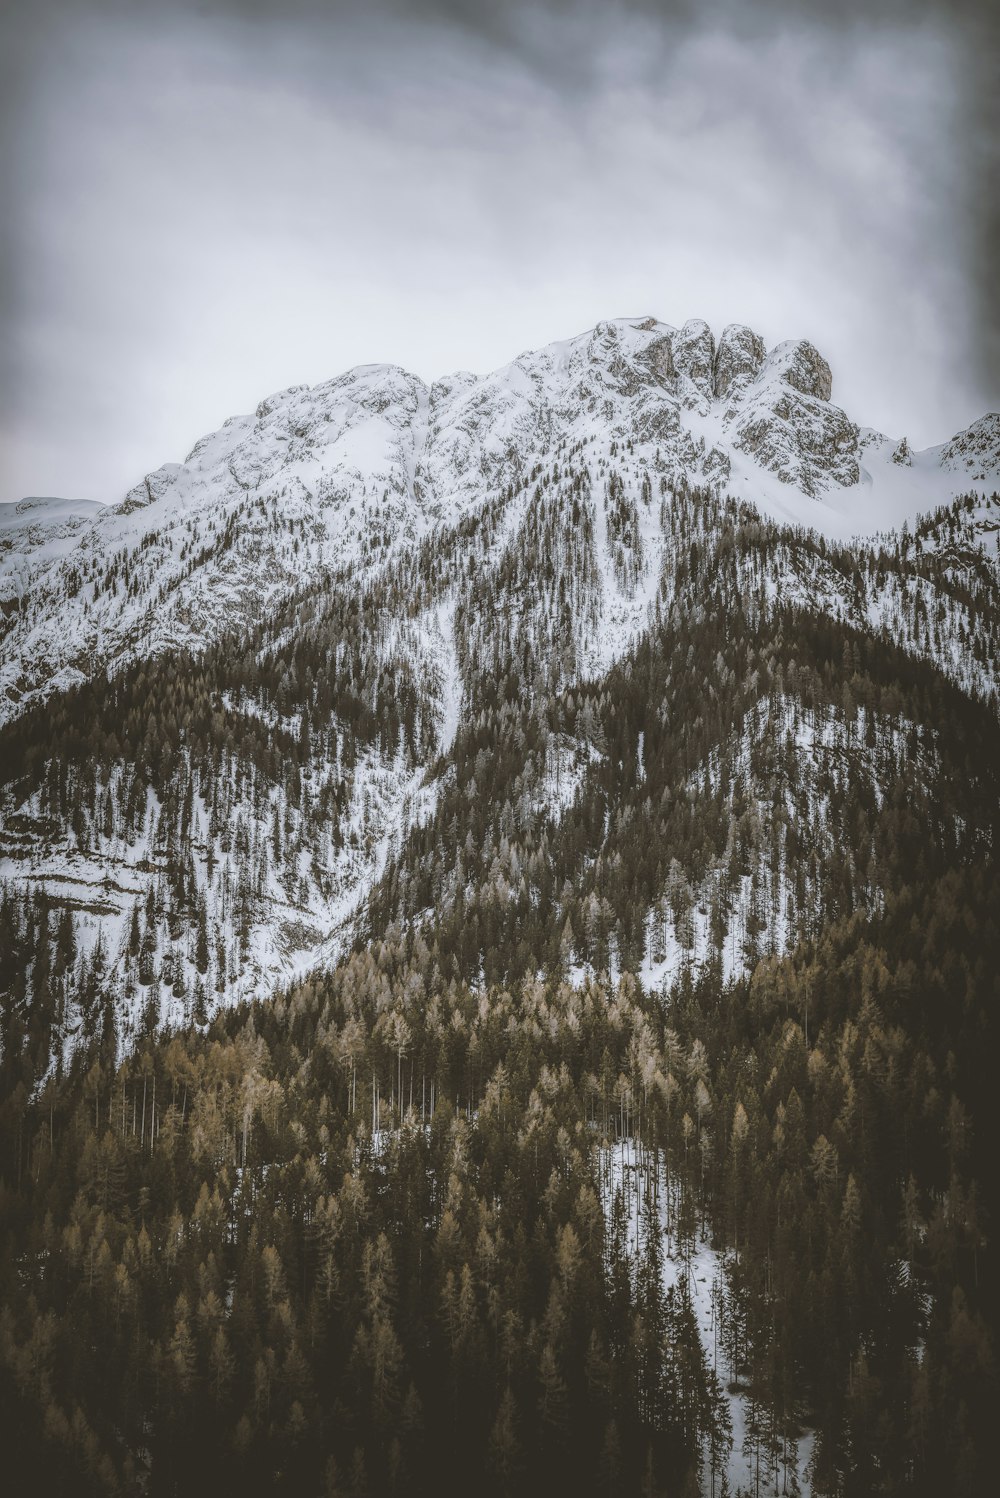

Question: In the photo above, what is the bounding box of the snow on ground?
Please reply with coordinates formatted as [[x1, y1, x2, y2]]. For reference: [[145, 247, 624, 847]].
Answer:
[[635, 695, 941, 999], [580, 445, 668, 678], [734, 427, 1000, 544], [0, 496, 106, 533], [0, 579, 466, 1055], [599, 1139, 815, 1498], [531, 733, 603, 820], [0, 496, 108, 612], [420, 595, 463, 756], [3, 317, 997, 1059]]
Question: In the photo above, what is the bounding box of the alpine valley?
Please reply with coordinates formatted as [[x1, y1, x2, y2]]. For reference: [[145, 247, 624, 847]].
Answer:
[[1, 316, 997, 1498]]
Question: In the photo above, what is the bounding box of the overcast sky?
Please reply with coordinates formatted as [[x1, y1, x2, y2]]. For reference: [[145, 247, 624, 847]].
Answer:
[[1, 0, 997, 502]]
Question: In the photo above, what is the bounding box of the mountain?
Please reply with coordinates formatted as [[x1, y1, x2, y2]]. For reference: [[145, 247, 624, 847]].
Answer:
[[1, 316, 998, 1052], [3, 318, 998, 727], [1, 316, 997, 1497]]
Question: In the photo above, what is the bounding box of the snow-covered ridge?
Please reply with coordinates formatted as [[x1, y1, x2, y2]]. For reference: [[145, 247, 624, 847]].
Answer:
[[0, 496, 105, 529], [3, 315, 998, 726], [3, 321, 997, 1062], [0, 496, 107, 614]]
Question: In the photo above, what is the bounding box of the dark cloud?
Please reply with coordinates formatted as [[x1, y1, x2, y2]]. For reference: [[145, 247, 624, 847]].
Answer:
[[0, 0, 996, 500]]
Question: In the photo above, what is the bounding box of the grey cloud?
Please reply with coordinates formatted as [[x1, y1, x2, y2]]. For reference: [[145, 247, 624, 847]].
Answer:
[[0, 0, 996, 501]]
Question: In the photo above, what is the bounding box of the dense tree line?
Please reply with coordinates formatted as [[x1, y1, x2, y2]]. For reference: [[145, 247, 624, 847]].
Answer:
[[1, 863, 994, 1494]]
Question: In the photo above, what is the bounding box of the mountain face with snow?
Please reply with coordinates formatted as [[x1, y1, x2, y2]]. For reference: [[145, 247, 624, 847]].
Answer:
[[1, 313, 998, 1056], [2, 316, 998, 1498], [3, 317, 997, 726]]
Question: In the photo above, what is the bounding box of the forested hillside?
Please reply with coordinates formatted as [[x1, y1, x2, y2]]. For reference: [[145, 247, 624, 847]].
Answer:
[[1, 317, 998, 1494], [1, 868, 994, 1495], [2, 476, 997, 1074]]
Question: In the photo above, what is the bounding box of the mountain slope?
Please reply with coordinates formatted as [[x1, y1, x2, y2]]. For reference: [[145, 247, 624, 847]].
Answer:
[[1, 316, 998, 1498], [0, 315, 998, 1068]]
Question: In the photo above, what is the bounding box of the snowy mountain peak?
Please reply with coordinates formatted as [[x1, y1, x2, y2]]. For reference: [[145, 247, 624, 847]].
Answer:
[[2, 314, 998, 729], [759, 338, 833, 402], [2, 308, 999, 1106]]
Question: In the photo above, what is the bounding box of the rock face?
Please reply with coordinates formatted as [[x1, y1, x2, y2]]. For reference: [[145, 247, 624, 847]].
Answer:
[[670, 318, 717, 408], [939, 412, 1000, 482], [713, 324, 766, 399], [766, 340, 834, 402], [723, 338, 857, 495], [2, 315, 997, 723]]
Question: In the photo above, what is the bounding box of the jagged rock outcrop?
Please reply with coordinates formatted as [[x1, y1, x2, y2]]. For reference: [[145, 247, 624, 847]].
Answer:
[[713, 323, 766, 399], [766, 339, 833, 402], [940, 412, 1000, 481], [724, 339, 857, 494], [670, 318, 716, 408]]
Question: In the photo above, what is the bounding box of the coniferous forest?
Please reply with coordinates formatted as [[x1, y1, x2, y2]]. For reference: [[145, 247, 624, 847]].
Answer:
[[2, 426, 998, 1495], [1, 868, 996, 1495]]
